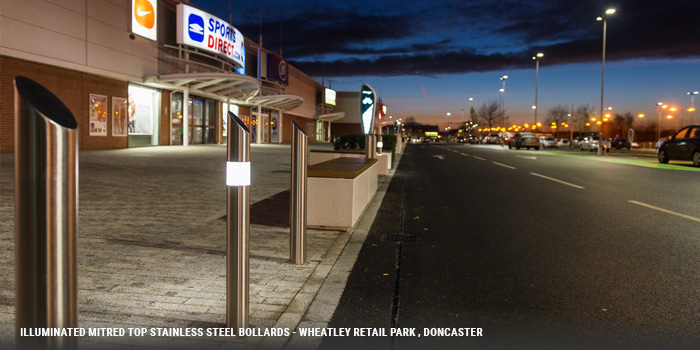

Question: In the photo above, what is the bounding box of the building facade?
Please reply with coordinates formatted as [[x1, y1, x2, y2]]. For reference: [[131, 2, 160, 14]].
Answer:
[[0, 0, 334, 153]]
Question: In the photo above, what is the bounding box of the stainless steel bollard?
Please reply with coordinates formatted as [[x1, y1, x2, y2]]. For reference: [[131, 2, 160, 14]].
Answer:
[[290, 122, 308, 265], [226, 112, 250, 329], [377, 134, 383, 155], [14, 76, 78, 349]]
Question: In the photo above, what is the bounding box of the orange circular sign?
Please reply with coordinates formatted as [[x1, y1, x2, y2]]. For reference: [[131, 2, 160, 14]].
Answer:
[[134, 0, 155, 29]]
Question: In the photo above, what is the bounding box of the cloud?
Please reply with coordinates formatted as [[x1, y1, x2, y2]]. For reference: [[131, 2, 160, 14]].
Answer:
[[197, 0, 700, 77]]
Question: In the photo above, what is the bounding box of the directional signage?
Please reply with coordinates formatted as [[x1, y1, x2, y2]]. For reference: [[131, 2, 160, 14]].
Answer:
[[360, 84, 376, 135]]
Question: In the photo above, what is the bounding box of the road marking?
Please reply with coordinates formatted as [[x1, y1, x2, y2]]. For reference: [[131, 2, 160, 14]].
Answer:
[[516, 155, 537, 160], [473, 156, 486, 161], [628, 200, 700, 223], [460, 152, 470, 157], [492, 161, 516, 169], [530, 173, 585, 189], [433, 155, 445, 160]]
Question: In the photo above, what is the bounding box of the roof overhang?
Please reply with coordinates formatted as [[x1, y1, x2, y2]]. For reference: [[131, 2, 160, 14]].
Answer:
[[249, 94, 304, 111], [144, 72, 260, 102], [318, 112, 345, 122]]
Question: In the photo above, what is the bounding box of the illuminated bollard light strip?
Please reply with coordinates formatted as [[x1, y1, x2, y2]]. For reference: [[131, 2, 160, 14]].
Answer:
[[226, 161, 251, 186]]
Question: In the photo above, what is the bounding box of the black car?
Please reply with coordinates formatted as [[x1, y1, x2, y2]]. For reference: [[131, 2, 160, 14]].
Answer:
[[657, 125, 700, 167], [610, 138, 631, 150]]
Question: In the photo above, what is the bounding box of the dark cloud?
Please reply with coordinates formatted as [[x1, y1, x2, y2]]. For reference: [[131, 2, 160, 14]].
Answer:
[[196, 0, 700, 77]]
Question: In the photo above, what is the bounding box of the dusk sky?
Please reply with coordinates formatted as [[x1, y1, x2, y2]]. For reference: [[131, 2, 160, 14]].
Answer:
[[193, 0, 700, 128]]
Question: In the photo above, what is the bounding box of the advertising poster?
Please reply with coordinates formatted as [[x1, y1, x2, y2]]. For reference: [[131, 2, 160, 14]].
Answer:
[[89, 94, 108, 136], [128, 87, 154, 135], [112, 97, 128, 137]]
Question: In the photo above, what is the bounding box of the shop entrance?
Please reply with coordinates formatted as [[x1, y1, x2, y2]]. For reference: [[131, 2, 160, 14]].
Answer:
[[171, 94, 217, 145]]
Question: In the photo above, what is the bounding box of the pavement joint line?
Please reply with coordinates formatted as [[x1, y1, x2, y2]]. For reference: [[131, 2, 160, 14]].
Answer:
[[492, 161, 516, 169], [628, 200, 700, 223], [529, 172, 585, 189]]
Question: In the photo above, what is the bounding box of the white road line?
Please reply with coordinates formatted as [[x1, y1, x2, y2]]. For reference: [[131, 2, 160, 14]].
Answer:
[[473, 156, 486, 161], [492, 161, 516, 169], [516, 155, 537, 160], [460, 152, 470, 157], [530, 173, 585, 189], [628, 200, 700, 223]]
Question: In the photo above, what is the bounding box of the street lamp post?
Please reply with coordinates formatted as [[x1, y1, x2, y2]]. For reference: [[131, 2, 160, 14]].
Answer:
[[500, 75, 508, 128], [596, 8, 615, 156], [656, 102, 664, 140], [688, 91, 698, 125], [533, 53, 543, 125]]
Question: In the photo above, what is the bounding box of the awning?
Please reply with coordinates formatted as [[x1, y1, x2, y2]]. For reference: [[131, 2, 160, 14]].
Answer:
[[318, 112, 345, 122], [249, 94, 304, 111], [144, 72, 260, 102]]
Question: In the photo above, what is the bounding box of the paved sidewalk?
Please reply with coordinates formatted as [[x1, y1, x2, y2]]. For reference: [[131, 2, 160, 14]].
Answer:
[[0, 143, 399, 349]]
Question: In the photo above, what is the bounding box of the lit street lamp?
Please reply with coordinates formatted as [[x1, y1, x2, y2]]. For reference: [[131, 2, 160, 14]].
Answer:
[[532, 53, 543, 125], [500, 75, 508, 128], [656, 102, 664, 140], [596, 8, 615, 156], [688, 91, 698, 124]]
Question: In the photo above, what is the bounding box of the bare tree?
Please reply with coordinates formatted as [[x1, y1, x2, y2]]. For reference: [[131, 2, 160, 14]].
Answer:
[[573, 104, 593, 134], [477, 101, 501, 129], [545, 105, 570, 138]]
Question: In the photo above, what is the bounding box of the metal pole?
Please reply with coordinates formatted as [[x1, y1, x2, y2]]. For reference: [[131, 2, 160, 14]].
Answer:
[[226, 112, 250, 329], [598, 18, 607, 156], [534, 58, 539, 125], [290, 122, 308, 265], [377, 134, 383, 155], [14, 76, 78, 350]]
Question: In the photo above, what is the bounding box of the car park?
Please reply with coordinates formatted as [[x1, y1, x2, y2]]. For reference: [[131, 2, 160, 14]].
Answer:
[[539, 136, 558, 148], [508, 132, 540, 150], [657, 125, 700, 167], [557, 139, 571, 148]]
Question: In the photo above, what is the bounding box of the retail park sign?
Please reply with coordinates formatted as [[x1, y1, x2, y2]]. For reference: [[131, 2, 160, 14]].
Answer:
[[360, 84, 376, 135], [176, 4, 244, 68]]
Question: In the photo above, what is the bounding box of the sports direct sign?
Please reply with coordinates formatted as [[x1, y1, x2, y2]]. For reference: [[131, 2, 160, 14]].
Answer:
[[176, 4, 245, 68]]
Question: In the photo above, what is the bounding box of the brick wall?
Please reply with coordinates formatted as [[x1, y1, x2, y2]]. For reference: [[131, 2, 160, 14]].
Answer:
[[1, 56, 129, 153]]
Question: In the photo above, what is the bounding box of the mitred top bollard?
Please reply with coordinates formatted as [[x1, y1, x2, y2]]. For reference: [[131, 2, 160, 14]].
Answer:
[[14, 76, 78, 350]]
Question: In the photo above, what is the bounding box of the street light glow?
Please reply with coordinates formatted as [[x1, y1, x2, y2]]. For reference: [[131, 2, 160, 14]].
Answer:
[[606, 8, 616, 15]]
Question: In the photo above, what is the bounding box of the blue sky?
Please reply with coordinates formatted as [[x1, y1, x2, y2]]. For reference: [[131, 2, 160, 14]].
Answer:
[[193, 0, 700, 128]]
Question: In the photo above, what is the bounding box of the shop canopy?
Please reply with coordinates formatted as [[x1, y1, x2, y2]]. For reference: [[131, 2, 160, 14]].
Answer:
[[144, 72, 260, 102], [249, 94, 304, 111], [318, 112, 346, 122]]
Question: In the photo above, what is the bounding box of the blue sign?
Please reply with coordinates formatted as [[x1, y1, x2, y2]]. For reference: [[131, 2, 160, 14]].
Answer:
[[187, 13, 204, 42]]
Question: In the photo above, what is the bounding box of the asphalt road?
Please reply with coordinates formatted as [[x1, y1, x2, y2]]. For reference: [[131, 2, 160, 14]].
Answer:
[[322, 143, 700, 350]]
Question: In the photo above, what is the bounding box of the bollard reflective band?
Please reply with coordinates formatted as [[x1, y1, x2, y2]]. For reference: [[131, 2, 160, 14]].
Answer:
[[377, 141, 384, 148], [226, 161, 251, 186]]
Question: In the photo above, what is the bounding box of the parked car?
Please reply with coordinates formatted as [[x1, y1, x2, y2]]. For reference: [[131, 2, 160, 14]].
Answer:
[[655, 137, 669, 152], [456, 136, 466, 143], [485, 133, 501, 144], [557, 139, 571, 148], [631, 142, 640, 149], [610, 138, 631, 150], [580, 136, 610, 152], [572, 136, 586, 148], [657, 125, 700, 167], [539, 136, 558, 148], [508, 132, 540, 150]]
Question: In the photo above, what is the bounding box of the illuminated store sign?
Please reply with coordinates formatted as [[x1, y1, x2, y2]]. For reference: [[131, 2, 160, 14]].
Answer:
[[176, 4, 244, 68], [132, 0, 157, 41], [360, 84, 376, 135], [325, 88, 336, 106]]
